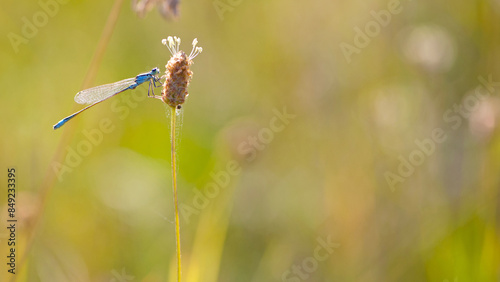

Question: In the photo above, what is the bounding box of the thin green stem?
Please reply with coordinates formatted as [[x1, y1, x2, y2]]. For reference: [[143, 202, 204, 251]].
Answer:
[[171, 106, 182, 282]]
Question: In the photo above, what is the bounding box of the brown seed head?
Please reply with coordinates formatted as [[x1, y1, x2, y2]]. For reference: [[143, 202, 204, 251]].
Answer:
[[162, 51, 192, 107], [161, 36, 202, 108]]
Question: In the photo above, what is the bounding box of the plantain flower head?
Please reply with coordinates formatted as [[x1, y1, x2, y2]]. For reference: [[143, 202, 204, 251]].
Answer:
[[161, 36, 202, 108]]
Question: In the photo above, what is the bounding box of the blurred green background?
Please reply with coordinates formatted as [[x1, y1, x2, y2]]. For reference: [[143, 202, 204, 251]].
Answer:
[[1, 0, 500, 281]]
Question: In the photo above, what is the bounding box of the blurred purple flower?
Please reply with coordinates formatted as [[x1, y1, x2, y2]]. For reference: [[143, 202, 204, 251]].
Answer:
[[132, 0, 179, 20]]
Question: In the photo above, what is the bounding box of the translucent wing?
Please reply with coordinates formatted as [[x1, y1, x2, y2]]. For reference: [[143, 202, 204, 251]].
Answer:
[[74, 77, 137, 105]]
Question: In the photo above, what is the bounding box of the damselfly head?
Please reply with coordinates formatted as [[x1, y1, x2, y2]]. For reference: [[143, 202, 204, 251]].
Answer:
[[151, 67, 160, 75]]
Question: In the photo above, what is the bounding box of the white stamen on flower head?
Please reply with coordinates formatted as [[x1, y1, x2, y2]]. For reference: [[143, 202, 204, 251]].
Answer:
[[162, 36, 202, 60], [162, 36, 180, 56], [174, 36, 181, 53], [188, 38, 203, 60]]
